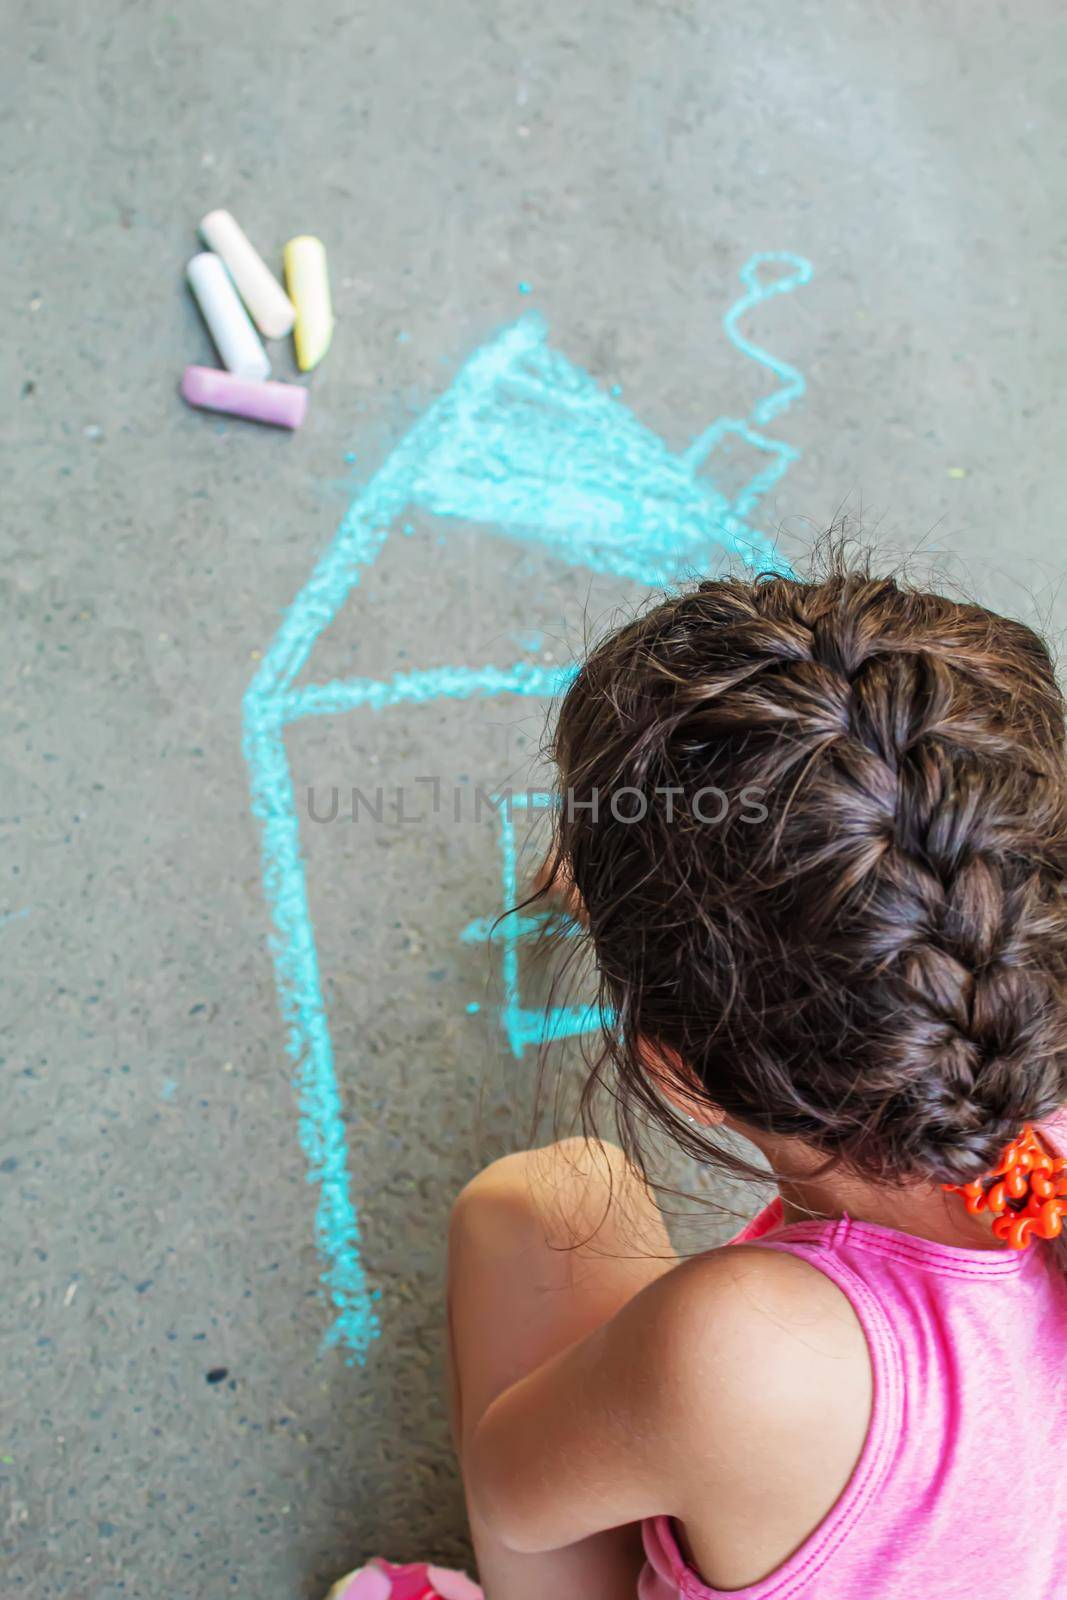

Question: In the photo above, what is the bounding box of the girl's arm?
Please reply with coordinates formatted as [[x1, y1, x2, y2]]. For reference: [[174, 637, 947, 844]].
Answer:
[[465, 1244, 870, 1583]]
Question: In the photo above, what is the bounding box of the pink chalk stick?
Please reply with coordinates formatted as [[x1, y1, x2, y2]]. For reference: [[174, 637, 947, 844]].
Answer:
[[180, 365, 308, 429], [427, 1568, 484, 1600], [330, 1569, 391, 1600]]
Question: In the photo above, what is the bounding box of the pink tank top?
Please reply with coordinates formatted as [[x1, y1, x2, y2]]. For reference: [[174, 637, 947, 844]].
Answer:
[[639, 1181, 1067, 1598]]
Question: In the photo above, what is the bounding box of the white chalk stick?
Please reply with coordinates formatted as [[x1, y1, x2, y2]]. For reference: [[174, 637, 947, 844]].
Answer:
[[199, 209, 295, 340], [186, 253, 271, 381]]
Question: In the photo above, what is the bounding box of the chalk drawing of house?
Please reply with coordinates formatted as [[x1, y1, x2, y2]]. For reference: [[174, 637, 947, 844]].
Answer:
[[243, 252, 813, 1360]]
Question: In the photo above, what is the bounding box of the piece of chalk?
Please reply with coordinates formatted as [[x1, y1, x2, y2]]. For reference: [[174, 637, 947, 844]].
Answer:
[[199, 209, 295, 339], [180, 366, 308, 429], [284, 235, 334, 372], [186, 253, 271, 380], [427, 1567, 485, 1600], [324, 1570, 391, 1600]]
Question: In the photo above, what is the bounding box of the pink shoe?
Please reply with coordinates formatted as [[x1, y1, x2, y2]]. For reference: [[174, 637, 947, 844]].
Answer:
[[325, 1557, 483, 1600]]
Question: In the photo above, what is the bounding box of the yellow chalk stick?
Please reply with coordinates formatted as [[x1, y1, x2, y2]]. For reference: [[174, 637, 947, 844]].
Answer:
[[284, 235, 334, 372]]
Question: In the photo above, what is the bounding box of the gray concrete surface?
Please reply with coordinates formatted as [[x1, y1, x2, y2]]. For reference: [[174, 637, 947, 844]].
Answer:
[[4, 2, 1066, 1595]]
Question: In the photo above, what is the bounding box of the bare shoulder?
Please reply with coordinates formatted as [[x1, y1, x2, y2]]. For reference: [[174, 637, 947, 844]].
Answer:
[[657, 1238, 867, 1345], [643, 1244, 873, 1590], [645, 1242, 869, 1412]]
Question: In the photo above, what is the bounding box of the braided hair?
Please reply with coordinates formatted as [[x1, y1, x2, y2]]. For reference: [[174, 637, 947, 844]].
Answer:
[[551, 571, 1067, 1192]]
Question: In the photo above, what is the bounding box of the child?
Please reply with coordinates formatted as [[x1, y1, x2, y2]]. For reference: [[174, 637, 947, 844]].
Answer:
[[332, 571, 1067, 1600]]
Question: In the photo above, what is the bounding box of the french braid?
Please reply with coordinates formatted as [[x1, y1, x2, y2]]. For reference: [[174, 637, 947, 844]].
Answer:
[[553, 570, 1067, 1188]]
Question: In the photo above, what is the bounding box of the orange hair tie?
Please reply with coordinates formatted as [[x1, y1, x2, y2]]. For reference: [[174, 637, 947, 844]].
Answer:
[[943, 1125, 1067, 1249]]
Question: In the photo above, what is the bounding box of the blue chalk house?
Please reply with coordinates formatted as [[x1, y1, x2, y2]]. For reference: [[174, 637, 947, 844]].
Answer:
[[243, 252, 813, 1361]]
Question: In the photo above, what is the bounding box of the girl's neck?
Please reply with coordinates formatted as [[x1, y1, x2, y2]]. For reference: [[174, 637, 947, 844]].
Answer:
[[775, 1168, 1003, 1250], [727, 1122, 1005, 1252]]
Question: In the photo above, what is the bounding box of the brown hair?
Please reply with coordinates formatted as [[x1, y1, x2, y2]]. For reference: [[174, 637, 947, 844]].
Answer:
[[548, 569, 1067, 1200]]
